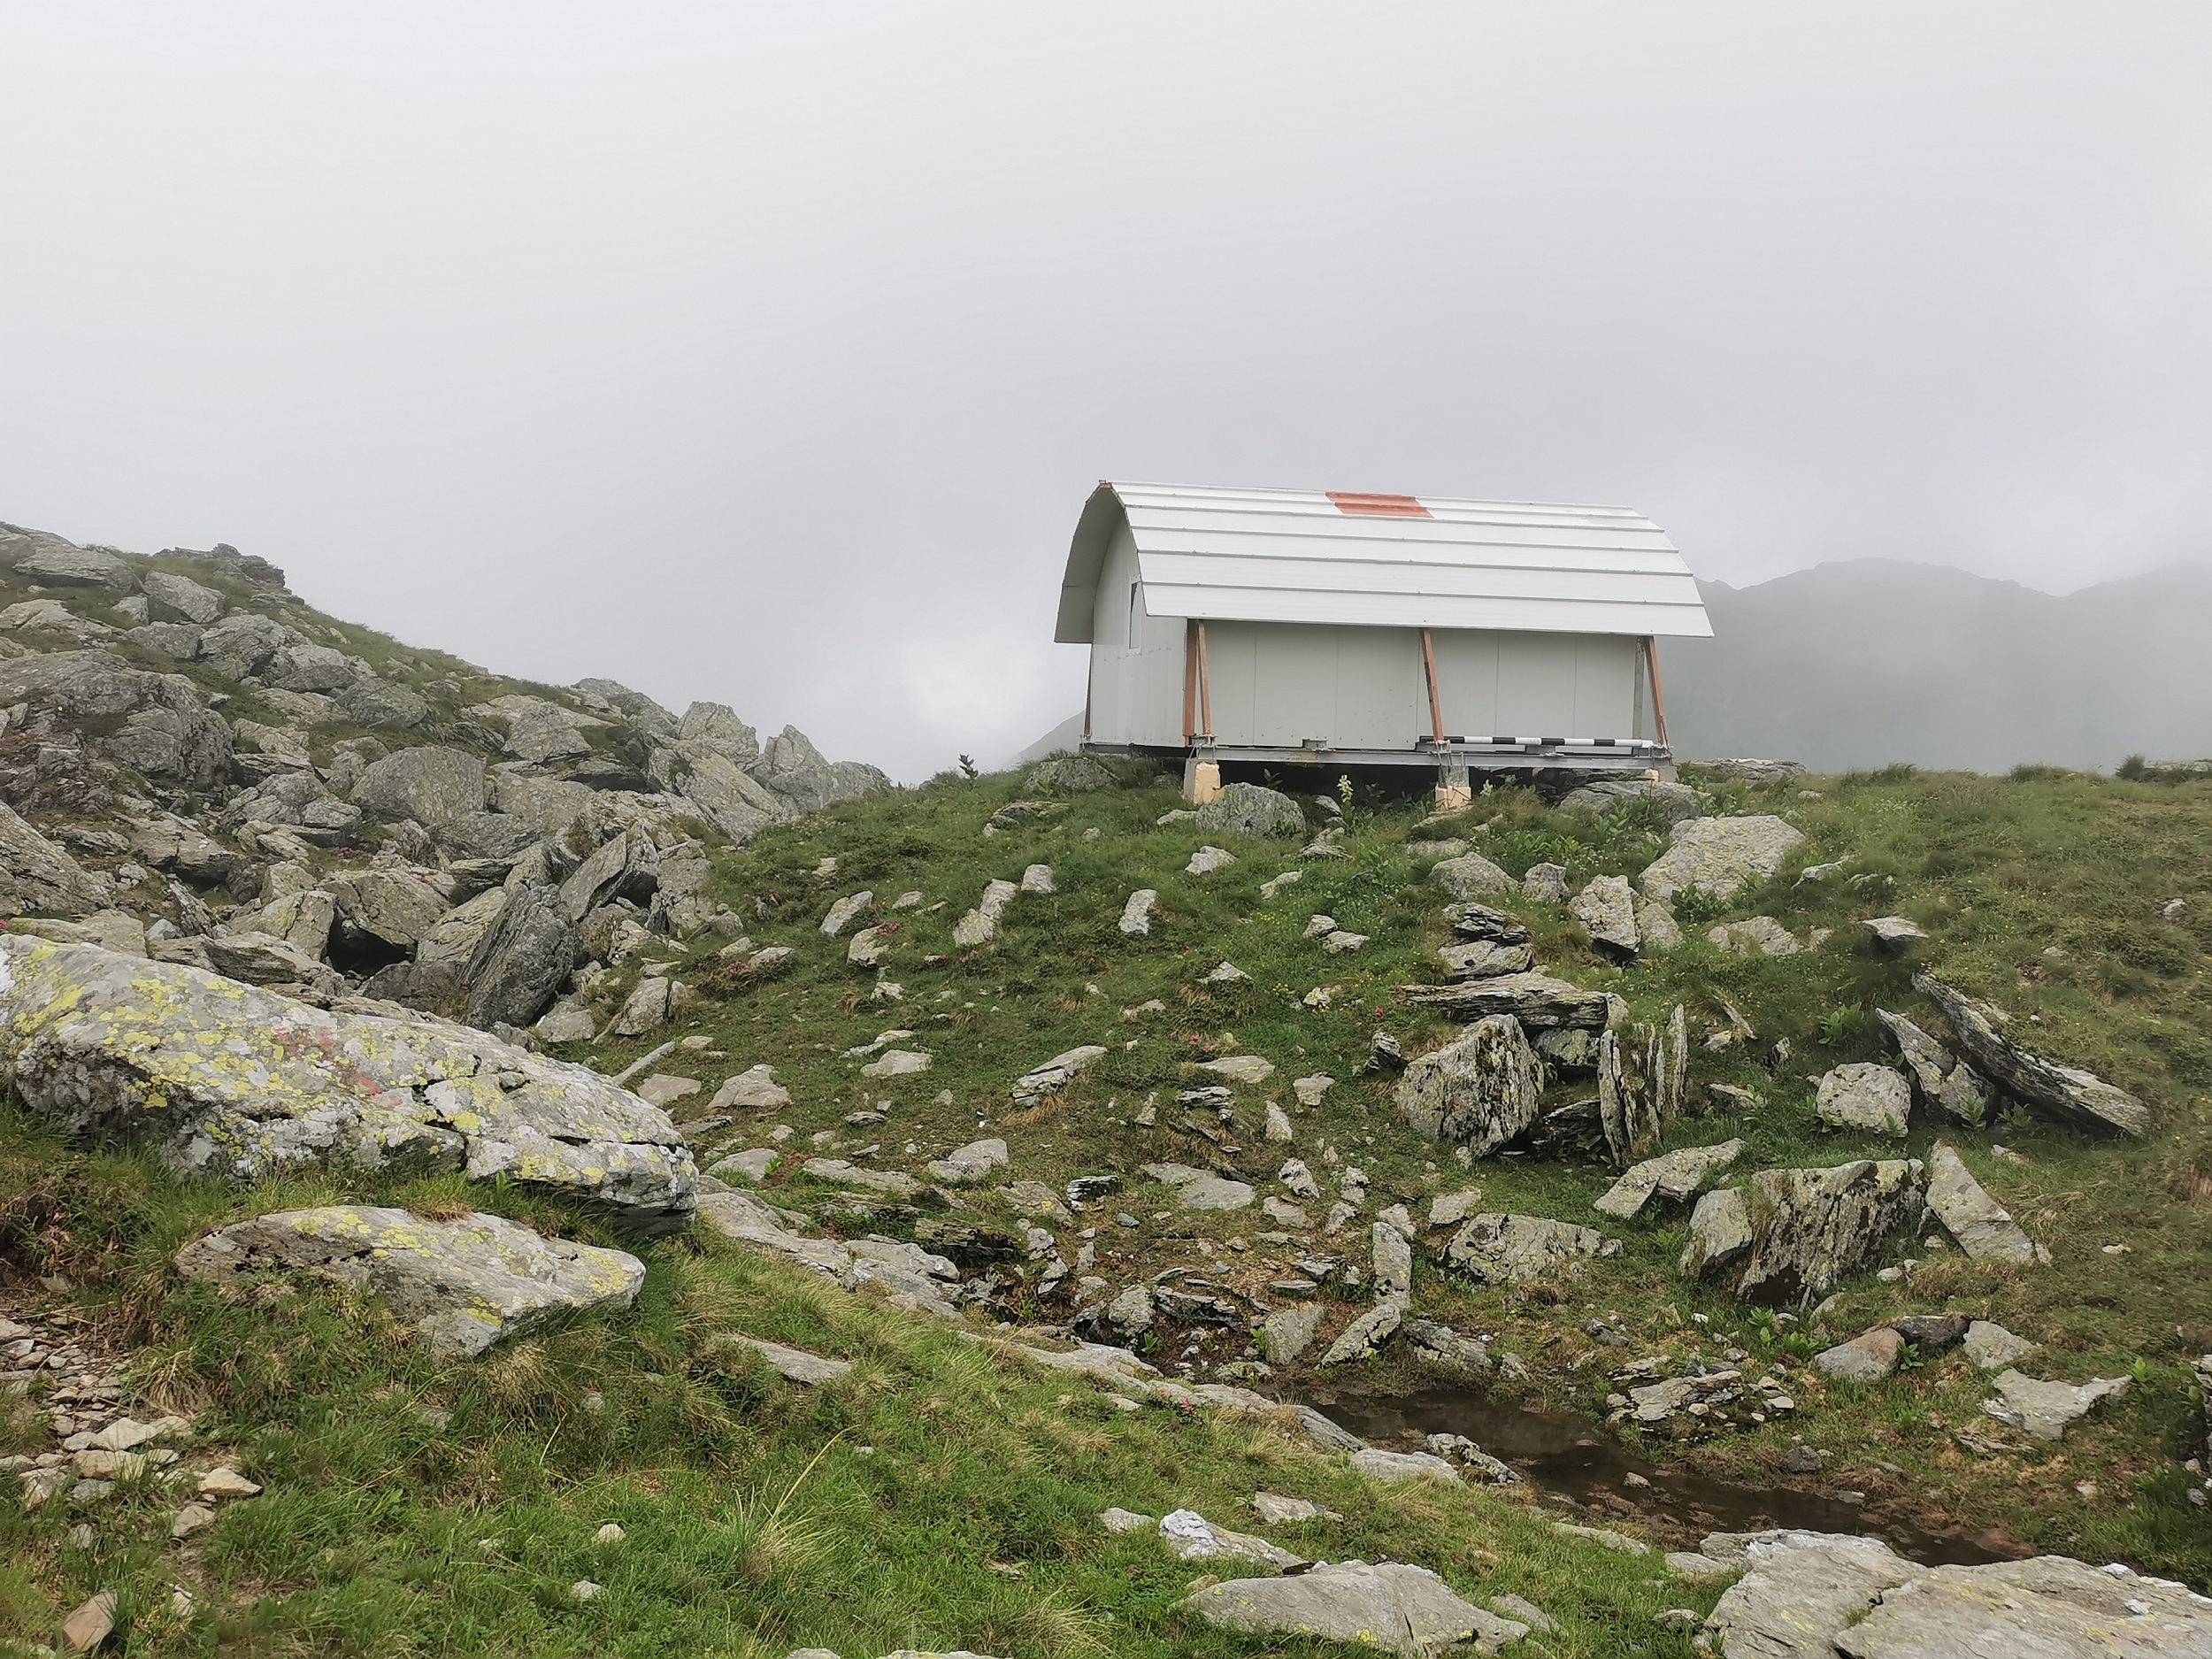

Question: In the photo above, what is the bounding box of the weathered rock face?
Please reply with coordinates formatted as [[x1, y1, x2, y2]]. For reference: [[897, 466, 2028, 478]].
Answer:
[[139, 569, 227, 623], [460, 883, 578, 1033], [1437, 938, 1532, 979], [1594, 1139, 1745, 1221], [198, 612, 296, 680], [749, 724, 888, 814], [334, 674, 430, 729], [1911, 974, 2149, 1138], [1707, 916, 1800, 956], [352, 747, 488, 829], [1194, 781, 1304, 838], [1835, 1554, 2212, 1657], [1183, 1561, 1521, 1657], [1397, 1016, 1542, 1156], [0, 651, 234, 789], [174, 1206, 644, 1357], [0, 938, 695, 1230], [1397, 970, 1613, 1030], [1814, 1063, 1911, 1136], [12, 536, 138, 592], [1638, 814, 1806, 902], [0, 803, 110, 917], [1925, 1142, 2040, 1263], [1702, 1531, 1918, 1658], [1429, 852, 1517, 901], [1440, 1212, 1600, 1285], [1681, 1159, 1924, 1304], [1596, 1017, 1679, 1167], [1023, 756, 1113, 795], [1875, 1007, 1992, 1125], [1010, 1045, 1106, 1104]]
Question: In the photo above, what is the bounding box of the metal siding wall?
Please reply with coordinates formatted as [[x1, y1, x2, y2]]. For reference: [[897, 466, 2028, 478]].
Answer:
[[1334, 627, 1425, 748], [1428, 631, 1500, 738], [1202, 620, 1261, 744], [1494, 633, 1583, 736], [1243, 623, 1335, 746], [1573, 636, 1639, 738]]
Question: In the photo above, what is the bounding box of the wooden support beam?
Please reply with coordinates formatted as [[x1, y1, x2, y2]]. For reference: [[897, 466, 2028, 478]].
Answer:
[[1182, 620, 1198, 744], [1420, 628, 1446, 744], [1196, 620, 1214, 741], [1645, 636, 1671, 750]]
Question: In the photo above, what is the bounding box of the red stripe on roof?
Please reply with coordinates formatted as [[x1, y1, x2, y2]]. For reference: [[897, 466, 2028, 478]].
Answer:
[[1326, 492, 1432, 518]]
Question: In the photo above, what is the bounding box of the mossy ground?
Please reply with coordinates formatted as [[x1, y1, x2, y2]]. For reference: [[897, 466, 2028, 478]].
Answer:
[[6, 760, 2212, 1652]]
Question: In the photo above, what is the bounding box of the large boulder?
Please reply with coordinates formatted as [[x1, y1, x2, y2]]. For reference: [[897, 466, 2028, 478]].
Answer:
[[673, 752, 795, 843], [1835, 1554, 2209, 1655], [334, 675, 430, 729], [1570, 874, 1639, 955], [0, 937, 695, 1230], [1594, 1139, 1745, 1222], [1023, 756, 1113, 795], [1911, 973, 2148, 1138], [265, 642, 366, 693], [140, 570, 227, 624], [1183, 1561, 1522, 1657], [1194, 781, 1304, 839], [224, 770, 362, 840], [675, 701, 759, 764], [749, 725, 887, 813], [1681, 1159, 1924, 1304], [1397, 1016, 1542, 1157], [11, 536, 137, 593], [1814, 1063, 1912, 1136], [352, 746, 487, 828], [197, 612, 297, 680], [174, 1206, 643, 1357], [0, 803, 110, 917], [1429, 852, 1516, 901], [1638, 814, 1805, 902], [1924, 1142, 2040, 1264], [460, 882, 578, 1033], [490, 771, 601, 839], [558, 828, 659, 921], [1397, 970, 1613, 1030], [326, 865, 455, 953], [1559, 778, 1701, 824]]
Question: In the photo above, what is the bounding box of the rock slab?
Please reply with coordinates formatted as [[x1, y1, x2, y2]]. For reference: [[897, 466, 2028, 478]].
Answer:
[[1183, 1561, 1523, 1657]]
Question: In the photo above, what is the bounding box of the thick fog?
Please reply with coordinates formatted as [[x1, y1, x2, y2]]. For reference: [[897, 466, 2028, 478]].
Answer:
[[3, 4, 2207, 779]]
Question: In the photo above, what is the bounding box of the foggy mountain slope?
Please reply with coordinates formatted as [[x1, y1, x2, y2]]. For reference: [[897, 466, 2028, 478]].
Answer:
[[1662, 558, 2212, 773]]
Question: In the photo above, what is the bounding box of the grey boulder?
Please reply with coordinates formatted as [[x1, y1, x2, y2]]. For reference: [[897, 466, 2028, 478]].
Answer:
[[1814, 1064, 1911, 1136], [1594, 1139, 1745, 1221], [352, 747, 488, 829], [1981, 1369, 2130, 1440], [1569, 874, 1639, 954], [1429, 852, 1516, 901], [1397, 1015, 1542, 1157], [1876, 1008, 1993, 1126], [1397, 970, 1613, 1030], [0, 803, 110, 917], [140, 569, 227, 623], [1638, 814, 1805, 902], [1023, 756, 1113, 794], [12, 538, 137, 592], [460, 882, 579, 1033], [1194, 781, 1305, 838], [1441, 1213, 1600, 1286], [1925, 1141, 2041, 1264], [1681, 1159, 1924, 1303], [1560, 778, 1701, 824], [174, 1206, 643, 1357], [1912, 974, 2148, 1138]]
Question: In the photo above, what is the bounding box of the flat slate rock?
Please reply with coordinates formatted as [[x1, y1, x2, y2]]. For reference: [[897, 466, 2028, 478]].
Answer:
[[1981, 1369, 2130, 1440], [1441, 1213, 1600, 1285], [1594, 1139, 1746, 1220], [0, 937, 696, 1230], [1926, 1141, 2041, 1263], [1639, 815, 1806, 902], [175, 1206, 644, 1357], [1912, 973, 2149, 1138], [1396, 970, 1613, 1030]]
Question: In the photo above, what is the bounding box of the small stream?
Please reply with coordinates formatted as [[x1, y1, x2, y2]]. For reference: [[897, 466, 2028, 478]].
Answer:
[[1310, 1384, 2012, 1568]]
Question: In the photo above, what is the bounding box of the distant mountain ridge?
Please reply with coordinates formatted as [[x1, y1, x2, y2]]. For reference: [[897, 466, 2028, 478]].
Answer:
[[1661, 557, 2212, 775]]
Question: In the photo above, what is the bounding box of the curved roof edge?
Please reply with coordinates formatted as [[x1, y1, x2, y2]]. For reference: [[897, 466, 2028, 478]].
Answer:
[[1055, 480, 1713, 641]]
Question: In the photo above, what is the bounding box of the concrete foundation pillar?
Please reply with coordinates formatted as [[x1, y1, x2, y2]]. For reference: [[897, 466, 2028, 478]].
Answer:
[[1433, 757, 1471, 814], [1183, 758, 1222, 805]]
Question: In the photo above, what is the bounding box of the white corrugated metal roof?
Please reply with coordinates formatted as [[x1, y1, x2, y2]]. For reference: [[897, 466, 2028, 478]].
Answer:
[[1054, 480, 1712, 641]]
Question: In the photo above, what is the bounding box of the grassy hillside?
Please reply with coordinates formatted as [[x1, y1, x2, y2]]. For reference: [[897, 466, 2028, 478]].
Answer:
[[7, 758, 2212, 1654]]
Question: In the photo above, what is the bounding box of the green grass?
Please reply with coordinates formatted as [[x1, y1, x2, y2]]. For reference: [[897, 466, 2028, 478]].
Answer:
[[8, 741, 2212, 1650]]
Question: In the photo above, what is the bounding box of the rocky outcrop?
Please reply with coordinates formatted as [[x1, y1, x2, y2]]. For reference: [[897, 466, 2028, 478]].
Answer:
[[1875, 1008, 1992, 1125], [352, 746, 488, 828], [174, 1206, 644, 1357], [459, 883, 578, 1033], [1681, 1159, 1924, 1303], [1638, 814, 1805, 902], [1440, 1213, 1600, 1286], [1912, 974, 2149, 1137], [0, 803, 109, 916], [1569, 874, 1639, 955], [1814, 1064, 1911, 1135], [1397, 1016, 1542, 1157], [0, 650, 234, 789], [0, 938, 695, 1230]]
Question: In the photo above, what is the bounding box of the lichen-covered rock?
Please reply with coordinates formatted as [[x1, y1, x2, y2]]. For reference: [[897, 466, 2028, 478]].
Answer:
[[174, 1206, 643, 1357], [1925, 1142, 2040, 1263], [1707, 916, 1801, 956], [1397, 970, 1613, 1030], [0, 650, 234, 788], [1560, 778, 1701, 824], [1570, 874, 1640, 955], [0, 937, 695, 1230], [140, 569, 227, 623], [1023, 756, 1113, 795], [1194, 781, 1304, 838], [1010, 1044, 1106, 1104], [1437, 938, 1532, 979], [1440, 1212, 1600, 1285], [460, 882, 578, 1033], [1836, 1555, 2212, 1657], [1594, 1139, 1745, 1221], [1911, 973, 2148, 1138], [1639, 815, 1806, 902], [1397, 1016, 1542, 1157], [1701, 1531, 1917, 1658], [351, 746, 488, 829], [1681, 1160, 1924, 1304]]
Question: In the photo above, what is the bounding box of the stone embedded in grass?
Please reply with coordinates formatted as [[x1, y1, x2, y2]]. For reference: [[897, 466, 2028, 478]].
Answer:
[[1926, 1142, 2043, 1263], [1863, 914, 1925, 951], [1911, 973, 2149, 1139], [1304, 913, 1337, 939], [1263, 1103, 1294, 1142], [1815, 1064, 1911, 1136], [1158, 1508, 1304, 1568], [802, 1160, 923, 1200], [1429, 852, 1516, 901], [1187, 844, 1237, 875], [1371, 1222, 1412, 1296], [1183, 1559, 1516, 1657], [1100, 1506, 1154, 1533], [1522, 862, 1570, 903], [709, 1148, 778, 1183], [1318, 1299, 1404, 1365], [1708, 916, 1801, 956], [1427, 1187, 1485, 1229], [709, 1064, 791, 1111], [1322, 930, 1367, 954], [177, 1207, 646, 1359], [1011, 1044, 1106, 1103], [1178, 1177, 1256, 1211], [1201, 1053, 1275, 1086], [1292, 1073, 1333, 1106], [1118, 888, 1158, 935], [635, 1074, 702, 1107], [1980, 1369, 2130, 1440], [1593, 1139, 1745, 1221], [1194, 781, 1305, 839], [846, 926, 894, 967], [1962, 1319, 2035, 1371], [952, 879, 1019, 947], [1876, 1008, 1993, 1125], [724, 1335, 852, 1386], [1257, 870, 1302, 899], [1251, 1491, 1340, 1524], [1202, 960, 1249, 983], [1440, 1213, 1600, 1286], [612, 975, 672, 1036], [922, 1138, 1007, 1184], [1812, 1325, 1904, 1382], [818, 890, 873, 936], [1638, 814, 1807, 902], [859, 1048, 930, 1079]]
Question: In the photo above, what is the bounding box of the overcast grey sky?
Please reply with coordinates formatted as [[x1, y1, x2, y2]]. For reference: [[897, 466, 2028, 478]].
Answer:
[[4, 4, 2208, 780]]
